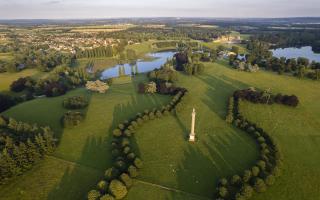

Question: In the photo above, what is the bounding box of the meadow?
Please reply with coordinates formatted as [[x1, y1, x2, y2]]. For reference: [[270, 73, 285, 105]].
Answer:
[[0, 59, 319, 200]]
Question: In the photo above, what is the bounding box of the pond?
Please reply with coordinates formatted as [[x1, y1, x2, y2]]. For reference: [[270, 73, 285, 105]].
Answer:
[[271, 46, 320, 62], [101, 51, 175, 79]]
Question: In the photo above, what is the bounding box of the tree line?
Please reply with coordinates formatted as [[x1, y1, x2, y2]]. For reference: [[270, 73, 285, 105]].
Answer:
[[217, 88, 297, 200], [0, 116, 56, 184]]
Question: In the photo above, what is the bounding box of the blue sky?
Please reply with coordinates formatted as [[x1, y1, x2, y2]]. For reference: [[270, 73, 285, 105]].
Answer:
[[0, 0, 319, 19]]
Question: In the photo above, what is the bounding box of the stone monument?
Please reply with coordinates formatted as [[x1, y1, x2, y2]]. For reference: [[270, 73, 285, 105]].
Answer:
[[189, 108, 196, 142]]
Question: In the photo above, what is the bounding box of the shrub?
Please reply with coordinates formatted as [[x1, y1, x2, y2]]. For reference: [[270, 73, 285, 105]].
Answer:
[[63, 96, 88, 109], [144, 82, 157, 94], [155, 110, 162, 118], [128, 165, 138, 178], [113, 129, 122, 137], [62, 111, 84, 127], [231, 175, 241, 185], [219, 178, 228, 186], [235, 193, 246, 200], [121, 138, 130, 148], [123, 146, 130, 154], [254, 178, 267, 193], [131, 121, 138, 129], [257, 160, 266, 171], [218, 186, 228, 198], [109, 180, 128, 200], [88, 190, 101, 200], [120, 173, 133, 188], [243, 170, 252, 183], [124, 129, 131, 137], [97, 180, 109, 193], [133, 158, 143, 169], [137, 118, 143, 125], [105, 167, 120, 181], [127, 153, 136, 161], [118, 124, 125, 130], [114, 160, 127, 171], [142, 114, 149, 121], [257, 136, 266, 143], [149, 112, 155, 120], [271, 166, 281, 177], [251, 166, 260, 177], [100, 194, 115, 200], [240, 185, 253, 199], [265, 175, 276, 186]]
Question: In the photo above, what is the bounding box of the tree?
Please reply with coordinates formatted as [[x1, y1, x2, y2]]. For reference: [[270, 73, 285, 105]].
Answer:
[[144, 82, 157, 94], [218, 186, 228, 198], [265, 175, 276, 186], [120, 173, 133, 188], [243, 170, 252, 183], [251, 166, 260, 177], [128, 165, 138, 178], [100, 194, 115, 200], [88, 190, 101, 200], [109, 180, 128, 199], [240, 185, 253, 199], [97, 180, 109, 193], [254, 178, 267, 193]]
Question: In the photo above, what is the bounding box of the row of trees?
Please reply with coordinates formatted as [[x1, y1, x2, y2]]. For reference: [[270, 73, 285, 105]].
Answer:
[[87, 82, 188, 199], [233, 88, 299, 107], [76, 46, 114, 59], [218, 88, 289, 200], [0, 116, 56, 184]]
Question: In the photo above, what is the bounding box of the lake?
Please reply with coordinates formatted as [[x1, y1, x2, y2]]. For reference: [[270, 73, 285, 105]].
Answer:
[[101, 51, 175, 79], [271, 46, 320, 62]]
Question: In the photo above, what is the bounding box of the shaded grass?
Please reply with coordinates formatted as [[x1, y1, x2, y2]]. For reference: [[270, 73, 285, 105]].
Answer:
[[0, 58, 319, 200], [0, 74, 172, 200]]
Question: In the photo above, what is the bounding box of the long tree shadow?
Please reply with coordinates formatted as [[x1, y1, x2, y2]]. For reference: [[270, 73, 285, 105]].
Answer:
[[197, 74, 249, 120], [47, 82, 171, 200]]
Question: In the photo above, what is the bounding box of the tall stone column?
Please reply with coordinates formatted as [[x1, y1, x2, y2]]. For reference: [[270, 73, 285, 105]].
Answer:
[[189, 108, 196, 142]]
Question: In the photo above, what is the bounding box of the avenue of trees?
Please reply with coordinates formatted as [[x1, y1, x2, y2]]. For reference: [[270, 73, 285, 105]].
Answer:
[[217, 88, 298, 200], [0, 116, 56, 184]]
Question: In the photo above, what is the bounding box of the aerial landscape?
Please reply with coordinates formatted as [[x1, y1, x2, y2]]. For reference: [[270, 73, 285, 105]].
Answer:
[[0, 0, 320, 200]]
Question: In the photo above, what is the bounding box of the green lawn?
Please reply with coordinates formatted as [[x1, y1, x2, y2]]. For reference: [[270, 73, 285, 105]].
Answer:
[[0, 75, 171, 200], [1, 59, 320, 200], [131, 71, 259, 199], [0, 69, 47, 92]]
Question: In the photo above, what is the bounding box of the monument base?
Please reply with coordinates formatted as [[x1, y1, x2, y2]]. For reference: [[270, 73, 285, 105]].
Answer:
[[189, 134, 196, 142]]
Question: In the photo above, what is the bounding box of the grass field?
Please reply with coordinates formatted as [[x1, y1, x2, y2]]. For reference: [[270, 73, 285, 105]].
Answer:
[[0, 75, 171, 200], [0, 69, 47, 92], [0, 59, 320, 200]]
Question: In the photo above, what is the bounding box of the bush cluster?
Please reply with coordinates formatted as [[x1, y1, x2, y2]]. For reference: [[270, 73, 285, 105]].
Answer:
[[63, 96, 89, 109], [62, 111, 84, 128], [217, 91, 287, 200]]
